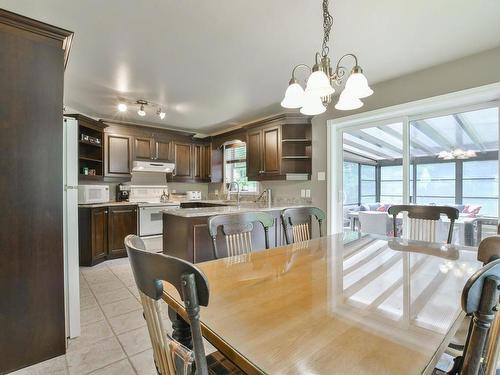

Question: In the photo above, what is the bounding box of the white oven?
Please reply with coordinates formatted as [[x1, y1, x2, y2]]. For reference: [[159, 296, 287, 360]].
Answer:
[[139, 203, 179, 237], [78, 185, 109, 204]]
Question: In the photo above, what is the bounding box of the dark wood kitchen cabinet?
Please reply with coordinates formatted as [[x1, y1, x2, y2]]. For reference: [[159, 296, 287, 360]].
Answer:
[[105, 133, 132, 177], [0, 10, 73, 373], [155, 138, 172, 161], [78, 205, 137, 266], [172, 142, 193, 180], [247, 124, 281, 180], [133, 135, 172, 162], [192, 143, 212, 181], [107, 205, 138, 258]]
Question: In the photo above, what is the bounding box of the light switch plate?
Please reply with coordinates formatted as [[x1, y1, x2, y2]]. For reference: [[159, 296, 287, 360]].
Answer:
[[318, 171, 326, 181], [300, 189, 306, 198], [305, 189, 311, 198]]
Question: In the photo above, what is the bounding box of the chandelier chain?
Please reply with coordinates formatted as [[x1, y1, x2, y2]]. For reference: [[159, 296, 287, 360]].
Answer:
[[321, 0, 333, 57]]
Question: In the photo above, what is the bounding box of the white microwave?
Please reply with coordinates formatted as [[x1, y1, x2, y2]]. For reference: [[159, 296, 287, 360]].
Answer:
[[78, 185, 110, 204]]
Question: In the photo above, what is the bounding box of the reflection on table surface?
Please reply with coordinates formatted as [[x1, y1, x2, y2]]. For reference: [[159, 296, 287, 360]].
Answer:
[[163, 231, 481, 375]]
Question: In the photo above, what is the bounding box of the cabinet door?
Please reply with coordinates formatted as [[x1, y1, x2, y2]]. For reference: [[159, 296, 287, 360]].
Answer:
[[192, 144, 203, 180], [155, 139, 171, 161], [107, 206, 137, 258], [262, 126, 281, 175], [106, 134, 131, 176], [173, 142, 192, 179], [203, 144, 212, 181], [91, 207, 107, 262], [246, 129, 262, 180], [134, 137, 154, 160]]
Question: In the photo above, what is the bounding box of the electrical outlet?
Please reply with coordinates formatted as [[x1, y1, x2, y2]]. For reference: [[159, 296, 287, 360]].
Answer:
[[305, 189, 311, 198], [318, 171, 326, 181], [300, 189, 306, 198]]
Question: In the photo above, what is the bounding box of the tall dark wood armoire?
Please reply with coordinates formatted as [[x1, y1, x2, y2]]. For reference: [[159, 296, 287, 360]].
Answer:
[[0, 9, 73, 373]]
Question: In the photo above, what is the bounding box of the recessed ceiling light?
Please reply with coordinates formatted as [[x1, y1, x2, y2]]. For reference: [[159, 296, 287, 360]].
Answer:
[[117, 103, 127, 112]]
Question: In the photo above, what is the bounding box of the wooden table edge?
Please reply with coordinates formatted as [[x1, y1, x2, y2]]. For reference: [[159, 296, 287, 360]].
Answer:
[[162, 291, 266, 375]]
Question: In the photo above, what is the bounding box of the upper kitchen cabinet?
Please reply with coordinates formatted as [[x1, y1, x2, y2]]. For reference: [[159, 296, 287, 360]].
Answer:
[[155, 138, 172, 161], [105, 133, 132, 177], [246, 114, 312, 181], [172, 141, 193, 180], [133, 135, 172, 162]]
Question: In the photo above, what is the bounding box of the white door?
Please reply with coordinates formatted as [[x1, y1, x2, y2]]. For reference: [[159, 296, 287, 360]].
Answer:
[[64, 117, 80, 338]]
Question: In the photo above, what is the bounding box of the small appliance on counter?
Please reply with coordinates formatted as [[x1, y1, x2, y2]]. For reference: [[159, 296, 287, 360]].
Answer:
[[78, 184, 109, 204], [186, 191, 202, 200], [116, 183, 131, 201]]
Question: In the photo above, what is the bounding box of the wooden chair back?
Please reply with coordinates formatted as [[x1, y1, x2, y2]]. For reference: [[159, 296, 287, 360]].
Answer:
[[125, 235, 210, 375], [387, 205, 459, 244], [281, 207, 326, 244], [459, 259, 500, 375], [207, 212, 274, 259]]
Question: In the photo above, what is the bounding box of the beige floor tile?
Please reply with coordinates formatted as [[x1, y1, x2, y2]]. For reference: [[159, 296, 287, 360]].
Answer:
[[120, 275, 137, 287], [129, 349, 157, 375], [89, 279, 125, 294], [87, 359, 135, 375], [9, 354, 67, 375], [101, 297, 141, 319], [84, 270, 120, 285], [108, 309, 147, 335], [80, 306, 105, 325], [94, 287, 133, 306], [79, 285, 92, 298], [127, 286, 141, 300], [67, 320, 114, 352], [80, 295, 98, 310], [117, 326, 152, 356], [66, 336, 125, 375], [79, 263, 109, 275]]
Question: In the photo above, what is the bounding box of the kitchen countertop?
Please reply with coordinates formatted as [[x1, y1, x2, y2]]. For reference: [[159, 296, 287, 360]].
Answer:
[[162, 202, 313, 218], [78, 201, 179, 208]]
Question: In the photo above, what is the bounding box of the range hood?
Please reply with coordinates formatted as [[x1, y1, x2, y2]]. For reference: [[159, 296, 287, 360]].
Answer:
[[132, 160, 175, 173]]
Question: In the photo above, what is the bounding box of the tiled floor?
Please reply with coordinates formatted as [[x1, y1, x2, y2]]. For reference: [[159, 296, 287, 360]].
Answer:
[[11, 258, 173, 375]]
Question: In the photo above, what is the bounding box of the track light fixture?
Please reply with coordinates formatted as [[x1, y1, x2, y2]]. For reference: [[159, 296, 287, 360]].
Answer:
[[116, 98, 167, 120]]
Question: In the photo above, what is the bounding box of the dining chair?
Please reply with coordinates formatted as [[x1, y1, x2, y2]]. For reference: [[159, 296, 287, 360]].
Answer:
[[388, 205, 459, 244], [280, 206, 325, 245], [442, 259, 500, 375], [124, 235, 243, 375], [207, 212, 274, 259]]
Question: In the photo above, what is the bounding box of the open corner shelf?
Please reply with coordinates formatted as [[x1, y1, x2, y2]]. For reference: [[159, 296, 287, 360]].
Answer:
[[79, 156, 103, 163], [282, 156, 312, 159], [281, 138, 312, 142], [79, 139, 102, 148]]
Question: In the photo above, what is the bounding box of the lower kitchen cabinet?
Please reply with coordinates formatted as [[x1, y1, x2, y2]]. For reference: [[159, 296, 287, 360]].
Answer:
[[107, 205, 137, 258], [79, 205, 137, 266]]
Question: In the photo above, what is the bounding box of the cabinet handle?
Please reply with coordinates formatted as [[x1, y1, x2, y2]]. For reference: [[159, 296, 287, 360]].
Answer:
[[104, 210, 108, 213]]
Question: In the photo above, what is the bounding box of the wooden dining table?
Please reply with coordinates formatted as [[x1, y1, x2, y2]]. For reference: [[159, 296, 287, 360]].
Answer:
[[162, 231, 481, 374]]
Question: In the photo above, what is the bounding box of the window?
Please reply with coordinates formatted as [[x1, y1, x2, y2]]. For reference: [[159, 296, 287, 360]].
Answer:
[[360, 165, 376, 203], [224, 142, 258, 193], [380, 165, 403, 204], [415, 162, 455, 205], [343, 161, 359, 205], [463, 160, 498, 217]]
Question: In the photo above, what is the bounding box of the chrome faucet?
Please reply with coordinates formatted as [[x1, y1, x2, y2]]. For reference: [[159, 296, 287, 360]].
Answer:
[[254, 188, 272, 207], [227, 181, 240, 206]]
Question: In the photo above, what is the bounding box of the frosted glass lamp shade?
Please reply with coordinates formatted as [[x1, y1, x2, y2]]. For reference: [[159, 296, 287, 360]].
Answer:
[[305, 70, 334, 97], [281, 82, 305, 109], [335, 90, 363, 111], [344, 71, 373, 99], [300, 89, 326, 116]]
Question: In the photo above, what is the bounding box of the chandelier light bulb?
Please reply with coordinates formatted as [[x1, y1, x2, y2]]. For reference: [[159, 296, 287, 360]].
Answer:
[[305, 70, 335, 97], [281, 81, 305, 109], [158, 109, 166, 120], [300, 89, 326, 116], [137, 104, 146, 117], [117, 103, 127, 112], [335, 90, 363, 111], [344, 67, 373, 99]]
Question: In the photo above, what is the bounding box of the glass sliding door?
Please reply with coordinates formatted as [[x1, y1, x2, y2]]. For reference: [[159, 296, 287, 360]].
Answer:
[[342, 122, 404, 234], [409, 106, 499, 245]]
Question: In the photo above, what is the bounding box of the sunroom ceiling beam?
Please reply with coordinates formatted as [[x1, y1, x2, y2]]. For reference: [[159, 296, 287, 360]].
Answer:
[[453, 114, 486, 151], [350, 130, 403, 156], [412, 120, 454, 149], [377, 126, 435, 155], [343, 140, 394, 160]]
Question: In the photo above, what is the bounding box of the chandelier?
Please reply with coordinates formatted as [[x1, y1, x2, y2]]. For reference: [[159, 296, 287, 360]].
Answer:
[[117, 98, 166, 120], [438, 149, 477, 160], [281, 0, 373, 115]]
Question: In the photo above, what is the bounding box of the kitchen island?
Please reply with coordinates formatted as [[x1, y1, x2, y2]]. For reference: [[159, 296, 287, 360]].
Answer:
[[162, 201, 312, 262]]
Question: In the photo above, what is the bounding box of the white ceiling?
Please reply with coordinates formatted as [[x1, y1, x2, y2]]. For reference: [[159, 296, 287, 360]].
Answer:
[[2, 0, 500, 133]]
